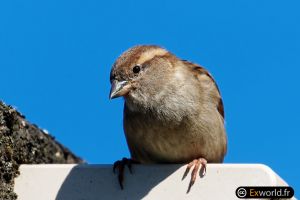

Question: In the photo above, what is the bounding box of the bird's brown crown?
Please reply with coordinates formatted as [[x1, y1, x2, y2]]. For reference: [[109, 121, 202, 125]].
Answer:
[[110, 45, 168, 82]]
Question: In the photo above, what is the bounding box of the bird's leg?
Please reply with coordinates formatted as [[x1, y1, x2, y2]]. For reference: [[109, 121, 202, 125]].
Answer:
[[113, 157, 139, 189], [182, 158, 207, 193]]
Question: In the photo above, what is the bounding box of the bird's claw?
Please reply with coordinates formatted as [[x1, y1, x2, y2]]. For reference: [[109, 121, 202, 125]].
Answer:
[[182, 158, 207, 193], [113, 157, 138, 189]]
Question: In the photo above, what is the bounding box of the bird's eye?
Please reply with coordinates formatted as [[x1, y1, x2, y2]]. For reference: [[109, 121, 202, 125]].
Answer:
[[132, 65, 141, 74]]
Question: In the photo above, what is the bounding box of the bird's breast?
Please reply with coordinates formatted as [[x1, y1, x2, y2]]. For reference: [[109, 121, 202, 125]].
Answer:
[[123, 104, 218, 163]]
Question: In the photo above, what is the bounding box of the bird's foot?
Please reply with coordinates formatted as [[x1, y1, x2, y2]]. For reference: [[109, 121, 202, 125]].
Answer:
[[113, 157, 139, 190], [182, 158, 207, 193]]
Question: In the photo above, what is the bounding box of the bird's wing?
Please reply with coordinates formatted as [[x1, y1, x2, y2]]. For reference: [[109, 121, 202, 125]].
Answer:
[[181, 60, 225, 120]]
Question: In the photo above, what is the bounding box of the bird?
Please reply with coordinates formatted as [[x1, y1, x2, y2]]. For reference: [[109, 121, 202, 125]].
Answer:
[[109, 45, 227, 191]]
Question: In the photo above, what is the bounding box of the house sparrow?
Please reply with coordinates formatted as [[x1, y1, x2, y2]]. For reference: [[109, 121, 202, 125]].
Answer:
[[110, 45, 227, 191]]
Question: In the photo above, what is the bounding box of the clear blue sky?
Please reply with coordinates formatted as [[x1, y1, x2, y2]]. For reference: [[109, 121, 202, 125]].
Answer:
[[1, 0, 299, 194]]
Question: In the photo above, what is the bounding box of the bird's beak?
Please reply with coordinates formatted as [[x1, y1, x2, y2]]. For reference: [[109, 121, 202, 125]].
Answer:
[[109, 80, 131, 99]]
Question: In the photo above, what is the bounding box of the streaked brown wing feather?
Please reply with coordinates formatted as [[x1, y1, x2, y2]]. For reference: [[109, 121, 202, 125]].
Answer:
[[181, 60, 225, 120]]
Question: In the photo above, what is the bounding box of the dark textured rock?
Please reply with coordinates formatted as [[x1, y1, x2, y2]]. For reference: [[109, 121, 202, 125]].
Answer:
[[0, 101, 84, 200]]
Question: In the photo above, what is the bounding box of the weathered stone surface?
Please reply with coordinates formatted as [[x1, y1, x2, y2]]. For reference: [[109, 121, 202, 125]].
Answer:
[[0, 101, 83, 200]]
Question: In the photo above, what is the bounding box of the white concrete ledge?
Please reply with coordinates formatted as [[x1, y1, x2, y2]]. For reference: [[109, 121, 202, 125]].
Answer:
[[14, 164, 295, 200]]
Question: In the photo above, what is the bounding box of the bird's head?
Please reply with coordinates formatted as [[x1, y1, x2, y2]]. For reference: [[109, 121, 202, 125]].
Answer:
[[109, 45, 175, 102]]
